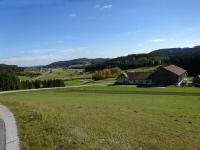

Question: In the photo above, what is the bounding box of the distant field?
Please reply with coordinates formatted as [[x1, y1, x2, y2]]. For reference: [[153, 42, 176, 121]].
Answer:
[[127, 66, 160, 72], [19, 68, 92, 81], [18, 75, 32, 81], [64, 78, 116, 86], [0, 87, 200, 150]]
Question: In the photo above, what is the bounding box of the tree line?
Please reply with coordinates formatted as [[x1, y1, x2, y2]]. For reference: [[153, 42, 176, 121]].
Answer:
[[86, 54, 167, 72], [168, 53, 200, 76], [0, 70, 65, 91], [92, 67, 122, 80], [85, 53, 200, 76]]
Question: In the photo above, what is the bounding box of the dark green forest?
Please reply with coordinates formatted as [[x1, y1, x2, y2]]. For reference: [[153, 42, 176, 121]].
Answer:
[[85, 46, 200, 76], [0, 64, 23, 73], [85, 54, 167, 72], [0, 70, 65, 91]]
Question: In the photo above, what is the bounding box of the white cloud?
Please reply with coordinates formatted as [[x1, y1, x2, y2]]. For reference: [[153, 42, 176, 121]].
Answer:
[[95, 4, 113, 10], [68, 13, 77, 17], [102, 5, 112, 9], [150, 38, 167, 42]]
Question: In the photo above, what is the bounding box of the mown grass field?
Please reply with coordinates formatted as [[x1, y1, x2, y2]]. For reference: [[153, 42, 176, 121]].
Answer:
[[64, 78, 116, 86], [75, 85, 200, 94], [0, 87, 200, 150]]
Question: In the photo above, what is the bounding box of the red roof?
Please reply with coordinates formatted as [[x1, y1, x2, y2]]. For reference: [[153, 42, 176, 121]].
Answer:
[[163, 65, 186, 76], [127, 72, 152, 80]]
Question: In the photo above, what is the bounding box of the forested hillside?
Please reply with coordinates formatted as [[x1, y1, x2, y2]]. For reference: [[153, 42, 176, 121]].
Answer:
[[150, 46, 200, 56], [169, 53, 200, 76], [85, 54, 168, 72], [0, 64, 23, 73], [85, 46, 200, 76], [47, 58, 109, 68]]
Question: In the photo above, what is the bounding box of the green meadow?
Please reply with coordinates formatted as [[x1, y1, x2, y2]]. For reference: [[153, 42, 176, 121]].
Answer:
[[76, 85, 200, 94], [0, 87, 200, 150], [19, 68, 91, 81]]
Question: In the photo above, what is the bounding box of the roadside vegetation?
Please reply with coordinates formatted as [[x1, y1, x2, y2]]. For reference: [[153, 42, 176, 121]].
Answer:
[[0, 88, 200, 150]]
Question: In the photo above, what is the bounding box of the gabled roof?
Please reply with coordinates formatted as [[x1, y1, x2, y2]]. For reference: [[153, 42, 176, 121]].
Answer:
[[163, 65, 186, 76], [126, 72, 152, 80]]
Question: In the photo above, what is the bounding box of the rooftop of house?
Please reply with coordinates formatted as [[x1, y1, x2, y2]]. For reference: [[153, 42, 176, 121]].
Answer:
[[126, 72, 152, 80], [163, 65, 187, 76]]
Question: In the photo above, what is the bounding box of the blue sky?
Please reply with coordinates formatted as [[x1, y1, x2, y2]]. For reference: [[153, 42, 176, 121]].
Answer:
[[0, 0, 200, 66]]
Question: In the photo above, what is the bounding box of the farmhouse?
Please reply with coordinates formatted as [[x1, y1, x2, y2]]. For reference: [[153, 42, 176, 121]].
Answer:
[[117, 72, 152, 85], [151, 65, 187, 86], [116, 65, 187, 86]]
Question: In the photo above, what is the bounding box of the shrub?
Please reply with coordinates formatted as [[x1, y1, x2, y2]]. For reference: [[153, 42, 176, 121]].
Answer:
[[92, 67, 122, 80], [193, 75, 200, 87]]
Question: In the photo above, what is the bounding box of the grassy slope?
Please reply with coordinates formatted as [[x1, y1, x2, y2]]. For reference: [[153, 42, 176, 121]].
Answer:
[[18, 68, 92, 81], [37, 68, 91, 80], [0, 88, 200, 150], [64, 78, 116, 86], [127, 66, 160, 72], [18, 76, 32, 81]]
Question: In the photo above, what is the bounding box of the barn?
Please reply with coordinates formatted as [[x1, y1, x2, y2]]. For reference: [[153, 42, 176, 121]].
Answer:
[[151, 65, 187, 86], [116, 65, 187, 86]]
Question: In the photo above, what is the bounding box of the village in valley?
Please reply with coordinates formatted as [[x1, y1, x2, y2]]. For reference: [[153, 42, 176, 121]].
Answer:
[[1, 0, 200, 150]]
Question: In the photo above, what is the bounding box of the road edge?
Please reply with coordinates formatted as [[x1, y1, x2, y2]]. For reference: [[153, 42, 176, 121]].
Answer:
[[0, 104, 20, 150]]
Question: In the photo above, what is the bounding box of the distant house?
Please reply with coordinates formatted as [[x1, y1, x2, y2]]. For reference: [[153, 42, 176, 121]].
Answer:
[[117, 72, 153, 85], [116, 65, 187, 86]]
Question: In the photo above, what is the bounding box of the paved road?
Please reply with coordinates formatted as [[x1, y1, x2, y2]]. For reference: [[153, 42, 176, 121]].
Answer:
[[0, 119, 5, 150], [0, 105, 20, 150]]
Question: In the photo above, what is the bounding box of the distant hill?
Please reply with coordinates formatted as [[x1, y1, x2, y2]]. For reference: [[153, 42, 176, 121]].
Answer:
[[0, 64, 23, 73], [29, 45, 200, 76], [150, 46, 200, 56], [46, 46, 200, 69], [46, 58, 110, 68], [85, 54, 167, 72]]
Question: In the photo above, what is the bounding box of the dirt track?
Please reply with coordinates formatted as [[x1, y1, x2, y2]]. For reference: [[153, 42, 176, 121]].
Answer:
[[65, 89, 200, 96]]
